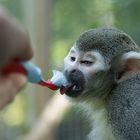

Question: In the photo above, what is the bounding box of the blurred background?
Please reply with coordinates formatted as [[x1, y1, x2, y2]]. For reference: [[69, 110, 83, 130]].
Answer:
[[0, 0, 140, 140]]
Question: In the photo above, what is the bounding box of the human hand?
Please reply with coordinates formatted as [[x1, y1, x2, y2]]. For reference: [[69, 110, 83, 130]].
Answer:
[[0, 7, 33, 109], [0, 74, 27, 110], [0, 8, 33, 66]]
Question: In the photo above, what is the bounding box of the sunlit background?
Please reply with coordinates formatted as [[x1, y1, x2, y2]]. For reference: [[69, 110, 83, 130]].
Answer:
[[0, 0, 140, 140]]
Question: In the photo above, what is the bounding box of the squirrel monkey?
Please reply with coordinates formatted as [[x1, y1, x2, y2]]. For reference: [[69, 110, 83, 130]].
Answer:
[[61, 27, 140, 140]]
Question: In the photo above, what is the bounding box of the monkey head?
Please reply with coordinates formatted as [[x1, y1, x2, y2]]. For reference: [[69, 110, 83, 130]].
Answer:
[[62, 27, 140, 100]]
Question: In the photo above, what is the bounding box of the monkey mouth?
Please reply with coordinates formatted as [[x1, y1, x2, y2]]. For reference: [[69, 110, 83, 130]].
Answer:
[[60, 69, 85, 97], [60, 83, 84, 98]]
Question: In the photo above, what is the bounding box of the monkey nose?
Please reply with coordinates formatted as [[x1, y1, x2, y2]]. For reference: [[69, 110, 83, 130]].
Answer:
[[70, 69, 79, 74]]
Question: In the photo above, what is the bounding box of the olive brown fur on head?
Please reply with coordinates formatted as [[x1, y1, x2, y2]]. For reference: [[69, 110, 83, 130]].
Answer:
[[76, 27, 140, 64]]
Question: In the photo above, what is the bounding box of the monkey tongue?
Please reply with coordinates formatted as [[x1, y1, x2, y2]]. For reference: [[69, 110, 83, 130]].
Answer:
[[60, 83, 82, 95], [60, 87, 66, 95], [60, 83, 74, 95]]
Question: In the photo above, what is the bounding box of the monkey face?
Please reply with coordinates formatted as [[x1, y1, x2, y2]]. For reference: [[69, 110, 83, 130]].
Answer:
[[62, 45, 110, 98]]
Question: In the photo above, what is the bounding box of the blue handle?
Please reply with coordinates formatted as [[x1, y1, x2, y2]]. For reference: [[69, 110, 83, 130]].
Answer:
[[22, 61, 42, 83]]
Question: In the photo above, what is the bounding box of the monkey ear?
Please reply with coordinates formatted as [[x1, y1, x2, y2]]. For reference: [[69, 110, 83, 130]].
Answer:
[[117, 51, 140, 81]]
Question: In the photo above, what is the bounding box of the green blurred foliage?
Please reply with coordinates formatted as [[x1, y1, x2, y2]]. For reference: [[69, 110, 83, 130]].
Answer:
[[52, 0, 113, 41], [113, 0, 140, 45], [0, 0, 22, 20]]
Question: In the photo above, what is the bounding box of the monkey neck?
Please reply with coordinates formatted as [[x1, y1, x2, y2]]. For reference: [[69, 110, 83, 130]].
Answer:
[[78, 98, 115, 140], [81, 97, 108, 120]]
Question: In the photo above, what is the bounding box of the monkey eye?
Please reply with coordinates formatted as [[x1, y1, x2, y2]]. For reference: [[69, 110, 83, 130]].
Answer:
[[70, 57, 76, 62], [80, 60, 93, 66]]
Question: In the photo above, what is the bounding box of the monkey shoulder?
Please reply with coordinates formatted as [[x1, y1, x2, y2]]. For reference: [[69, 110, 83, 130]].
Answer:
[[108, 73, 140, 140]]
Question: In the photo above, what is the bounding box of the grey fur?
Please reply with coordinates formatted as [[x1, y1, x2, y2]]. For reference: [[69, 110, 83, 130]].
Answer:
[[108, 73, 140, 140]]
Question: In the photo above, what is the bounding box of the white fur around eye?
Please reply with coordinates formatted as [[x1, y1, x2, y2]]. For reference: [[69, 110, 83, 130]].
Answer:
[[64, 55, 72, 68], [64, 46, 78, 66], [84, 51, 109, 72]]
